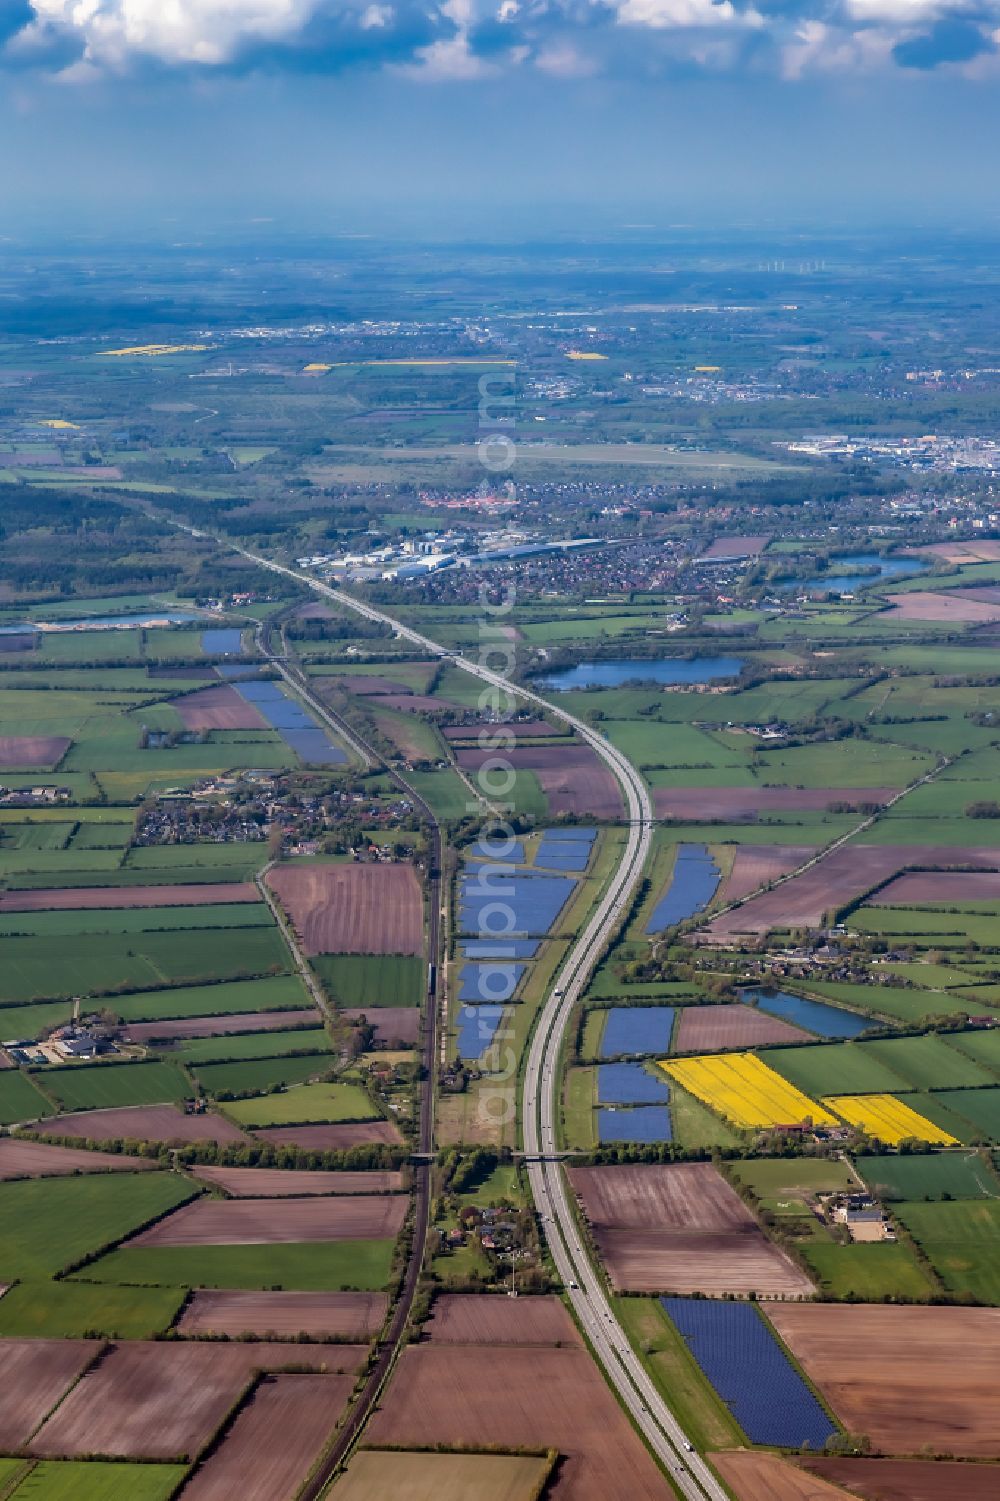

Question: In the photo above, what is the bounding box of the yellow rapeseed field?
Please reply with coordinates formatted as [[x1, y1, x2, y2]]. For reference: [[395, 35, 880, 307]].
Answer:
[[659, 1052, 838, 1129], [101, 344, 209, 357], [822, 1093, 957, 1145], [566, 350, 608, 360], [37, 419, 80, 429]]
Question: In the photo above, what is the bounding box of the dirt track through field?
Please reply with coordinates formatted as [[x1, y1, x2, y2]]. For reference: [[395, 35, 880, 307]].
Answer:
[[767, 1304, 1000, 1457], [129, 1194, 407, 1245], [267, 863, 423, 955], [569, 1163, 814, 1296]]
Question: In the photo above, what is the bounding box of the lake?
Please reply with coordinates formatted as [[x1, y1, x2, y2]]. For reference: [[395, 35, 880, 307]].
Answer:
[[536, 656, 744, 690], [791, 553, 926, 596], [741, 987, 871, 1039]]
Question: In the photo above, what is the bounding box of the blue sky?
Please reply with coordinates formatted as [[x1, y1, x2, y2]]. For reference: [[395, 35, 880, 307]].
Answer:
[[0, 0, 998, 229]]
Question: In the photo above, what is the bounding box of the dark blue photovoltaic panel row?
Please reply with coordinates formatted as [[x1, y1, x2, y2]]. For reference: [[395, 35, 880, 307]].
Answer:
[[202, 627, 244, 656], [597, 1062, 670, 1105], [544, 826, 597, 840], [460, 938, 540, 960], [466, 836, 526, 865], [456, 1005, 505, 1060], [235, 680, 347, 765], [597, 1106, 672, 1143], [535, 843, 591, 872], [458, 962, 526, 1003], [458, 868, 576, 936], [645, 844, 720, 934], [600, 1006, 675, 1058], [661, 1299, 837, 1448]]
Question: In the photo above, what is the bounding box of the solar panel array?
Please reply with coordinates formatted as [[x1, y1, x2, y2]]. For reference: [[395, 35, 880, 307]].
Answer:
[[458, 869, 576, 937], [597, 1061, 670, 1105], [460, 938, 540, 960], [458, 961, 526, 1003], [645, 844, 721, 934], [456, 1004, 505, 1061], [535, 827, 597, 872], [597, 1105, 672, 1143], [235, 680, 347, 765], [600, 1006, 675, 1058], [466, 836, 526, 865], [661, 1299, 837, 1448]]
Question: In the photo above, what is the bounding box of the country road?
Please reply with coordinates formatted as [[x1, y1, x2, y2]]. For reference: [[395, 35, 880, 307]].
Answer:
[[164, 520, 729, 1500]]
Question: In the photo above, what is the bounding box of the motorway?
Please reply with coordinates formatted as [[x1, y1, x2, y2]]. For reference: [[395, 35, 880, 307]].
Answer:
[[168, 524, 729, 1500]]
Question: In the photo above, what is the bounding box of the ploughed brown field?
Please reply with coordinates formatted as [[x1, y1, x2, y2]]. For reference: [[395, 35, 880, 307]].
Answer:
[[173, 684, 268, 731], [710, 1451, 851, 1501], [254, 1120, 404, 1150], [267, 863, 423, 956], [371, 709, 437, 765], [367, 1343, 667, 1501], [181, 1373, 353, 1501], [910, 539, 1000, 563], [323, 674, 416, 695], [0, 882, 260, 912], [340, 1006, 419, 1045], [456, 744, 624, 820], [189, 1165, 405, 1197], [0, 1138, 151, 1179], [767, 1305, 1000, 1457], [42, 1104, 247, 1145], [129, 1193, 407, 1246], [28, 1341, 366, 1461], [0, 1339, 103, 1450], [884, 590, 1000, 623], [0, 735, 71, 769], [702, 845, 1000, 940], [701, 534, 769, 559], [568, 1163, 814, 1297], [427, 1294, 581, 1346], [673, 1003, 807, 1052], [654, 787, 893, 821], [717, 845, 816, 904], [178, 1289, 388, 1338], [798, 1457, 1000, 1501], [124, 1008, 321, 1042], [372, 692, 461, 713], [872, 870, 1000, 903]]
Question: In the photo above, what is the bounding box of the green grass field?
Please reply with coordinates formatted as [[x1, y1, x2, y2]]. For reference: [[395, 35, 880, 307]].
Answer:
[[561, 1066, 596, 1150], [175, 1026, 330, 1064], [896, 1199, 1000, 1302], [0, 1001, 74, 1042], [856, 1151, 999, 1201], [39, 1060, 191, 1112], [933, 1087, 1000, 1141], [801, 1241, 935, 1300], [0, 903, 271, 939], [727, 1157, 855, 1200], [403, 767, 474, 821], [222, 1080, 378, 1126], [192, 1051, 332, 1095], [5, 1461, 187, 1501], [80, 1237, 395, 1291], [0, 1070, 54, 1125], [0, 1278, 184, 1338], [0, 1172, 196, 1279], [0, 927, 290, 1002], [945, 1029, 1000, 1074], [313, 953, 424, 1008], [759, 1043, 909, 1099], [108, 974, 312, 1023], [668, 1080, 739, 1149], [860, 1035, 995, 1092]]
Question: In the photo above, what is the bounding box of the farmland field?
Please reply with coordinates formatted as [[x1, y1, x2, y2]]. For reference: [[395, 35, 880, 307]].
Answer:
[[267, 862, 423, 955], [191, 1051, 332, 1094], [860, 1035, 995, 1092], [824, 1093, 958, 1145], [0, 1279, 183, 1339], [222, 1080, 379, 1126], [188, 1165, 404, 1196], [896, 1199, 1000, 1303], [0, 1139, 151, 1179], [331, 1451, 555, 1501], [312, 953, 424, 1008], [427, 1293, 580, 1345], [0, 1172, 196, 1279], [760, 1043, 907, 1098], [0, 1341, 104, 1451], [174, 1025, 329, 1063], [569, 1163, 813, 1295], [177, 1288, 388, 1337], [801, 1242, 935, 1301], [674, 1004, 806, 1052], [43, 1103, 246, 1143], [180, 1373, 355, 1501], [3, 1462, 186, 1501], [799, 1457, 1000, 1500], [767, 1303, 1000, 1456], [112, 975, 312, 1024], [857, 1151, 999, 1201], [40, 1060, 190, 1112], [80, 1238, 396, 1290], [128, 1193, 407, 1245], [660, 1053, 838, 1129], [932, 1087, 1000, 1141], [0, 1072, 54, 1125]]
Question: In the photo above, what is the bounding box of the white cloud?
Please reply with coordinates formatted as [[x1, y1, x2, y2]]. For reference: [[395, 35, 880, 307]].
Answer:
[[27, 0, 324, 67], [615, 0, 762, 28]]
